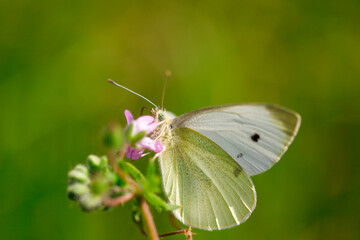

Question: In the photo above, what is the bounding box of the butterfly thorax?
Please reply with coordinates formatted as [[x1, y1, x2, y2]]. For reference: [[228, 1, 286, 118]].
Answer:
[[151, 108, 176, 148]]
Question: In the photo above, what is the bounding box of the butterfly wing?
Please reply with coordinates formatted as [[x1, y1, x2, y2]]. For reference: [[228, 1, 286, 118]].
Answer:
[[171, 104, 301, 176], [158, 127, 256, 230]]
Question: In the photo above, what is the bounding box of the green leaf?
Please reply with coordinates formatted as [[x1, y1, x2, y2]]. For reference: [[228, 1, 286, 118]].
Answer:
[[143, 192, 180, 212], [130, 131, 146, 145], [144, 193, 164, 212], [165, 204, 181, 211], [118, 161, 145, 183]]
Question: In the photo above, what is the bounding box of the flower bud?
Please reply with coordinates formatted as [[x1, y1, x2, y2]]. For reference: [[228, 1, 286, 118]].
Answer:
[[67, 155, 125, 212], [79, 194, 102, 212], [87, 155, 108, 174], [90, 178, 110, 195], [68, 164, 90, 184], [74, 164, 89, 174], [67, 183, 89, 201]]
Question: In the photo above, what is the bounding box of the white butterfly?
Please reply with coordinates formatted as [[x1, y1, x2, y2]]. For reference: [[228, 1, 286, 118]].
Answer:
[[152, 104, 301, 230], [109, 79, 301, 231]]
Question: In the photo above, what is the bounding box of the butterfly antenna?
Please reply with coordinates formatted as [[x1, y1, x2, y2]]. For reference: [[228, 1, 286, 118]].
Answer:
[[108, 79, 157, 108], [161, 70, 171, 109], [140, 106, 150, 116]]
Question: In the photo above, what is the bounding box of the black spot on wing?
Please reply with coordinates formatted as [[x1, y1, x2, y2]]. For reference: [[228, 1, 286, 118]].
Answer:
[[237, 153, 243, 158], [233, 167, 242, 178], [251, 133, 260, 142]]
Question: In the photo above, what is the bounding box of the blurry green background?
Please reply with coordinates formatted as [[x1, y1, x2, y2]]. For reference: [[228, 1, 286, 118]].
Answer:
[[1, 0, 359, 239]]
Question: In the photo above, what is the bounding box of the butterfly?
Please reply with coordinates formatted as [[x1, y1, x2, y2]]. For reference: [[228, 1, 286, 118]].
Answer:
[[152, 104, 301, 230], [109, 79, 301, 230]]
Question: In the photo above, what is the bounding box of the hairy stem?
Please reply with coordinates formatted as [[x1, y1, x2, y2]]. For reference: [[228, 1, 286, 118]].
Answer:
[[159, 227, 194, 240], [109, 144, 162, 240], [102, 192, 135, 207], [140, 197, 159, 240]]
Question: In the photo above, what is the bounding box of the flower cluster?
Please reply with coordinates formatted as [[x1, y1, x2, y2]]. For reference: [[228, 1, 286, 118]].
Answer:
[[67, 108, 189, 239], [67, 155, 120, 212], [124, 110, 163, 160]]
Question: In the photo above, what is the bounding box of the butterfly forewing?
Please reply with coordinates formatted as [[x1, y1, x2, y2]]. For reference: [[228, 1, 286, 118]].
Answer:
[[171, 104, 301, 176], [159, 127, 256, 230]]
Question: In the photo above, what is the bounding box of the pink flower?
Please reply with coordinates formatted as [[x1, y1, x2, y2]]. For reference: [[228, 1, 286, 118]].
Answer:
[[124, 110, 163, 160]]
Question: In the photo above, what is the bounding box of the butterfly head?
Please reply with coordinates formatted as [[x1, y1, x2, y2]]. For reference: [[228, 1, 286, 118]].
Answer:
[[153, 108, 176, 123], [157, 110, 167, 122]]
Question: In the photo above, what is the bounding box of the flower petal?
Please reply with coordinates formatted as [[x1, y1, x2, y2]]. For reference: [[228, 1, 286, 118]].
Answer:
[[124, 110, 134, 125], [126, 147, 144, 160], [138, 137, 163, 153], [124, 110, 162, 160], [134, 116, 156, 134], [152, 141, 163, 153], [145, 121, 158, 135]]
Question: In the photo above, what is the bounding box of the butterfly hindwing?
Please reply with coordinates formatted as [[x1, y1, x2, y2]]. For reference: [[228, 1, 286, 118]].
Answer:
[[171, 104, 301, 176], [158, 127, 256, 230]]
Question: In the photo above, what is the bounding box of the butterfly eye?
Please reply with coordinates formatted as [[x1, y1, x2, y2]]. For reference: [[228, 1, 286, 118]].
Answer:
[[158, 112, 166, 121]]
